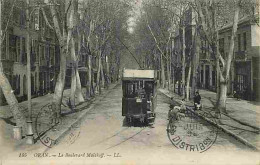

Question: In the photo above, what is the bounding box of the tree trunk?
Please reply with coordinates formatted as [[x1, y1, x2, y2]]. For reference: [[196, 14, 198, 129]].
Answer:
[[166, 55, 170, 90], [191, 31, 200, 98], [70, 37, 77, 107], [172, 67, 175, 93], [70, 65, 76, 107], [50, 1, 70, 117], [96, 54, 101, 94], [216, 1, 240, 113], [106, 56, 110, 84], [160, 53, 166, 88], [88, 55, 92, 97], [75, 69, 85, 102], [100, 60, 105, 88], [169, 45, 172, 90], [76, 32, 85, 102], [0, 72, 27, 135], [216, 81, 227, 114], [70, 37, 84, 104], [181, 27, 186, 96], [186, 62, 192, 101], [52, 46, 67, 117]]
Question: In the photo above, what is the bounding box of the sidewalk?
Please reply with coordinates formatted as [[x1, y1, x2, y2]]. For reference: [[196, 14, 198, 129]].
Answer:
[[159, 88, 260, 151], [0, 83, 119, 154]]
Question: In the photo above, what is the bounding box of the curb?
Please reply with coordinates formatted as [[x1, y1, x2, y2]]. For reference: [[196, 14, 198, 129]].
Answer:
[[159, 88, 259, 151], [41, 83, 120, 153]]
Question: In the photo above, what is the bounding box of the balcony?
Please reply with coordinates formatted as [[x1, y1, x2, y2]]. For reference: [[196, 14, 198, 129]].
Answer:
[[235, 51, 247, 60]]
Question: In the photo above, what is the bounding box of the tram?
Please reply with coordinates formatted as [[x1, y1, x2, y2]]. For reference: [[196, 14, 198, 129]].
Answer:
[[122, 69, 157, 125]]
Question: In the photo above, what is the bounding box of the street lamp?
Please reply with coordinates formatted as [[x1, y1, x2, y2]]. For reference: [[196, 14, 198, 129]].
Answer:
[[25, 0, 59, 145], [26, 0, 33, 145]]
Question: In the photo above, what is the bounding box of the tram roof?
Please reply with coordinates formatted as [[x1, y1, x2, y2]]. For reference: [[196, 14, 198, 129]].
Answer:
[[122, 69, 155, 80]]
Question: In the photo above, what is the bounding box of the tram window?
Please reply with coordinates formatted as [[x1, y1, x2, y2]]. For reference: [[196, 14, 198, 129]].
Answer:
[[145, 82, 153, 95], [125, 81, 143, 97], [127, 83, 134, 96]]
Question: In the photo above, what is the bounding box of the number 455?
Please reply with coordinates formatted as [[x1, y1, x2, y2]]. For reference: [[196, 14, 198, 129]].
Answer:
[[19, 153, 27, 157]]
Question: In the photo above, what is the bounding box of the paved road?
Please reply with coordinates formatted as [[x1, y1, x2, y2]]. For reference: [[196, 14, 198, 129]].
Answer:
[[46, 85, 257, 164]]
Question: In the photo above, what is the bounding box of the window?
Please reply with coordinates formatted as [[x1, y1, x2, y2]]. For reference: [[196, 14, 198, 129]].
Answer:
[[2, 37, 6, 59], [9, 34, 17, 61], [45, 44, 50, 62], [34, 8, 40, 30], [243, 32, 247, 50], [39, 45, 45, 65], [13, 8, 20, 25], [31, 39, 36, 64], [20, 10, 26, 28], [50, 47, 54, 65], [35, 41, 39, 62], [21, 37, 26, 64], [238, 34, 241, 51], [16, 37, 20, 62]]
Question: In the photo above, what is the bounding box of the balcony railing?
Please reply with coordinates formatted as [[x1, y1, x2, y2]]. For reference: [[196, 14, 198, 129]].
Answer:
[[235, 51, 247, 60]]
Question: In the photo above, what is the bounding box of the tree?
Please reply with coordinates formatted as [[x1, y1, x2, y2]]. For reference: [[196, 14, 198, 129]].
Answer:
[[69, 0, 84, 107], [49, 0, 75, 117]]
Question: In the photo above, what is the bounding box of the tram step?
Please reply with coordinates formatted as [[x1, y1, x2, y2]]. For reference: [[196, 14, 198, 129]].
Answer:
[[147, 117, 155, 120]]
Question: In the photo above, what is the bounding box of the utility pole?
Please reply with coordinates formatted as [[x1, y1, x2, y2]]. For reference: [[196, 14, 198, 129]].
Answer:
[[26, 0, 33, 144]]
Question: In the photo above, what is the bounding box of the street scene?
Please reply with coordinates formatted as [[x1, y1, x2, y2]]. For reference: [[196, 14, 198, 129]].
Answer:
[[0, 0, 259, 164]]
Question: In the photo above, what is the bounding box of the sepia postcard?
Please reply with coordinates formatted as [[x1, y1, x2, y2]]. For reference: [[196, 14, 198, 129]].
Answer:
[[0, 0, 259, 164]]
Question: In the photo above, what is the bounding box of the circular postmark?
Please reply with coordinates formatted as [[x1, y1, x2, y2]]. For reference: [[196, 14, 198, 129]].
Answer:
[[167, 109, 218, 153], [35, 103, 62, 148]]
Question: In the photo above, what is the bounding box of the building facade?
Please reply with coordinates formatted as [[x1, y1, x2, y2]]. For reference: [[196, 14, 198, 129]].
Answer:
[[198, 15, 260, 101], [0, 0, 60, 105], [172, 7, 260, 101]]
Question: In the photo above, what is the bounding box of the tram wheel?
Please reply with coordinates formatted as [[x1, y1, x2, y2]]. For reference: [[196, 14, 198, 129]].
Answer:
[[126, 117, 132, 125]]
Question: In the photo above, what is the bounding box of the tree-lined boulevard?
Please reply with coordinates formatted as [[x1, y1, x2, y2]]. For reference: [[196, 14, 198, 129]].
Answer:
[[0, 0, 259, 164]]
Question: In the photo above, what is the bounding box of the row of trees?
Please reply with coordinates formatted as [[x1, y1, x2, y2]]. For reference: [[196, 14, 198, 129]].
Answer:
[[133, 0, 258, 116], [0, 0, 131, 134]]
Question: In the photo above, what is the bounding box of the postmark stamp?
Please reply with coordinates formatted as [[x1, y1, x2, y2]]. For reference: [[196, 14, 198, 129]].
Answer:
[[167, 109, 218, 153], [35, 103, 62, 148]]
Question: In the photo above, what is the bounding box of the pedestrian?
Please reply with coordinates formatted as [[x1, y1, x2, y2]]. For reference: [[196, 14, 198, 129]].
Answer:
[[168, 97, 185, 121], [233, 90, 240, 100], [193, 91, 201, 110], [168, 97, 175, 120], [179, 99, 186, 113]]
